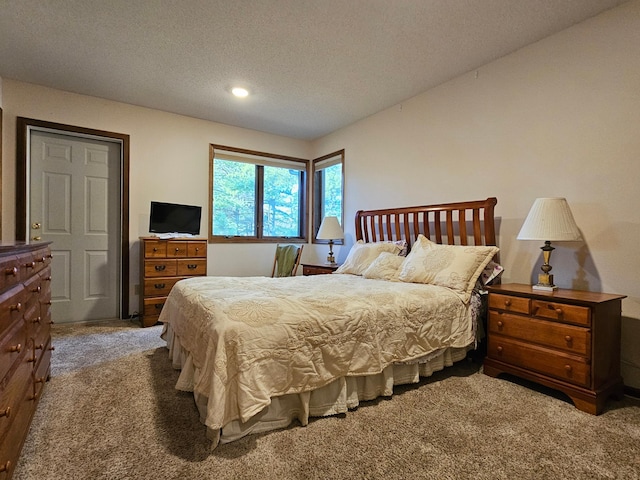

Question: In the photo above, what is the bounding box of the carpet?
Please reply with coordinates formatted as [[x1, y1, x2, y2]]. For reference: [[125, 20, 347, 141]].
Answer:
[[13, 319, 640, 480]]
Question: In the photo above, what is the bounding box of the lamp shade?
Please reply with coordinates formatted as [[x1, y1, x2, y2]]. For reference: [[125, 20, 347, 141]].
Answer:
[[316, 216, 344, 240], [517, 198, 582, 241]]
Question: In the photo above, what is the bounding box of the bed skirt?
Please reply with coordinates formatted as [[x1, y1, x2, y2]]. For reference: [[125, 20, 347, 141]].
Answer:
[[162, 322, 472, 449]]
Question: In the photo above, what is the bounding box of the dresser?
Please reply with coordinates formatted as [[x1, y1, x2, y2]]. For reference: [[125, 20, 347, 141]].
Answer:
[[483, 283, 626, 415], [139, 237, 207, 327], [301, 263, 340, 276], [0, 242, 53, 480]]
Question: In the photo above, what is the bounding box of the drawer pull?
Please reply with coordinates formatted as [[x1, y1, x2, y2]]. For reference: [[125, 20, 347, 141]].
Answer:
[[0, 407, 10, 418], [37, 256, 46, 263], [10, 302, 22, 312], [24, 261, 35, 269], [49, 345, 56, 351], [5, 266, 18, 276], [565, 364, 572, 372], [154, 283, 166, 289], [195, 247, 200, 252], [44, 276, 52, 282], [32, 286, 42, 293], [35, 343, 44, 350], [154, 265, 166, 271], [187, 264, 198, 269], [504, 299, 512, 307], [33, 316, 42, 324], [175, 248, 180, 252], [0, 461, 11, 472], [555, 308, 563, 315], [497, 321, 503, 328], [565, 335, 573, 343], [496, 346, 503, 353], [154, 303, 164, 310], [9, 344, 22, 353], [35, 376, 46, 384], [153, 247, 158, 252]]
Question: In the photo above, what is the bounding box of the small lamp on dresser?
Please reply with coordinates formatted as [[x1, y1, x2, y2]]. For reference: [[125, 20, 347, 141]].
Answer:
[[316, 216, 344, 264], [517, 197, 582, 291]]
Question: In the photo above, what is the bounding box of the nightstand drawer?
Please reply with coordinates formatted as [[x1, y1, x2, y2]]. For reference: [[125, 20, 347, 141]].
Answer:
[[488, 336, 591, 388], [488, 311, 591, 356], [488, 293, 530, 314], [532, 300, 590, 326]]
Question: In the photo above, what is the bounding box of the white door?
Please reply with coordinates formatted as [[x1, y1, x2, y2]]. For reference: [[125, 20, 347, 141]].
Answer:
[[29, 130, 121, 322]]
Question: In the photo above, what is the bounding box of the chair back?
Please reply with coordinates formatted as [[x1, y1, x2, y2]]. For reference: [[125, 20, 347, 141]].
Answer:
[[271, 244, 303, 277]]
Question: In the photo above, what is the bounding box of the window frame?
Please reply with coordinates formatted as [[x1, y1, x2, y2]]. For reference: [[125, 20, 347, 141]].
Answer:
[[311, 149, 345, 244], [209, 144, 309, 243]]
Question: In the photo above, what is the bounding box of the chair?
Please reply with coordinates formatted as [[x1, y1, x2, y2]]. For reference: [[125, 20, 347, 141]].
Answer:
[[271, 244, 304, 277]]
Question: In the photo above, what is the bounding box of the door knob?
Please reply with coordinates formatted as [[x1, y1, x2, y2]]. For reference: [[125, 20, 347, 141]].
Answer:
[[32, 222, 41, 229]]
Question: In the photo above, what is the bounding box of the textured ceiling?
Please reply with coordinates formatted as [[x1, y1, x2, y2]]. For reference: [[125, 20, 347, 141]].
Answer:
[[0, 0, 627, 140]]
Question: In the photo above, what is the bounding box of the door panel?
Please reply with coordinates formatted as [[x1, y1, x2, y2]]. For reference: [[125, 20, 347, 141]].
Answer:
[[30, 130, 120, 322]]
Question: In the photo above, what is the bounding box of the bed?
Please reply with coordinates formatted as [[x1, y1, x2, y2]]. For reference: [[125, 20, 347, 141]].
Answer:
[[160, 197, 499, 448]]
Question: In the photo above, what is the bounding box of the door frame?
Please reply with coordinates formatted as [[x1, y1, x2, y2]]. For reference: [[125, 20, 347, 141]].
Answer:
[[15, 117, 130, 319]]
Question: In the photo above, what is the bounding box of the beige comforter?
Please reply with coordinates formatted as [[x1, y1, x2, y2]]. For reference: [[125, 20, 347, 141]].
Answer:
[[159, 274, 474, 432]]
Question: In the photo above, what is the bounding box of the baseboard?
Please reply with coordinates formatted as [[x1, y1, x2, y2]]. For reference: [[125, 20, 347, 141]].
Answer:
[[624, 385, 640, 399]]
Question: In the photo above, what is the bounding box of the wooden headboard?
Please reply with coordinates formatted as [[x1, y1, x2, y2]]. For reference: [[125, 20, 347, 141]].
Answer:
[[355, 197, 498, 249]]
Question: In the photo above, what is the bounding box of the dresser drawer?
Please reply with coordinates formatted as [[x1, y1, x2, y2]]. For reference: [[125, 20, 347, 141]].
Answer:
[[0, 255, 20, 292], [144, 260, 177, 277], [488, 293, 530, 314], [0, 320, 28, 382], [488, 311, 591, 357], [143, 277, 183, 297], [144, 240, 167, 258], [0, 285, 26, 338], [0, 356, 31, 445], [187, 241, 207, 258], [488, 336, 591, 388], [32, 341, 52, 402], [177, 259, 206, 276], [532, 300, 591, 326], [143, 297, 166, 317]]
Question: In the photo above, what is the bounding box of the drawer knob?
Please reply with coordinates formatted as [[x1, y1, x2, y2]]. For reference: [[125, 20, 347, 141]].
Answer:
[[555, 308, 563, 315], [49, 345, 56, 351], [25, 261, 35, 269], [9, 344, 22, 353], [497, 321, 503, 328], [175, 248, 180, 252], [565, 335, 573, 344], [155, 265, 166, 271], [155, 303, 164, 310], [504, 299, 512, 307], [565, 364, 572, 372], [32, 286, 42, 293], [44, 276, 52, 282], [5, 266, 18, 277], [496, 346, 503, 353], [35, 376, 46, 384], [154, 283, 166, 289], [153, 247, 158, 252], [0, 460, 11, 472], [35, 343, 44, 350], [195, 247, 200, 252], [33, 316, 42, 324], [0, 407, 10, 418], [10, 302, 22, 312]]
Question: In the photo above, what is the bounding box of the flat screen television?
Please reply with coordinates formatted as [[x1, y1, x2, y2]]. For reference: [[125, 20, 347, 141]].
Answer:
[[149, 201, 202, 236]]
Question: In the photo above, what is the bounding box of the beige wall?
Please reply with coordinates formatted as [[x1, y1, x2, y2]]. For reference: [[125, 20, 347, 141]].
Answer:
[[1, 1, 638, 386], [313, 0, 640, 388], [0, 80, 312, 312]]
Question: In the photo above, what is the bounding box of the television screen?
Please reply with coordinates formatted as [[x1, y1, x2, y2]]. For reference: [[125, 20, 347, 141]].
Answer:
[[149, 201, 202, 236]]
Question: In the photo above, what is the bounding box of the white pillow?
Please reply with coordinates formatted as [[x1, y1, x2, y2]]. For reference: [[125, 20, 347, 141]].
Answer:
[[398, 234, 499, 300], [335, 241, 403, 275], [362, 252, 405, 281]]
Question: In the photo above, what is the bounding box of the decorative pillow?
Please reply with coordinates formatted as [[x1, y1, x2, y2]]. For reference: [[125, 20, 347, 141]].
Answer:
[[397, 235, 499, 300], [362, 252, 405, 281], [334, 241, 403, 275], [392, 239, 408, 257]]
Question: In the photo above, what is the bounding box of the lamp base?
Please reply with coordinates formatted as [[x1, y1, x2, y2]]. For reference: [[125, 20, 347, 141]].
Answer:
[[532, 273, 557, 291]]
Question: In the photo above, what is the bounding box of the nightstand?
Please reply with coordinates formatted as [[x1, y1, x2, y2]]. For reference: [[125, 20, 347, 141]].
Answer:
[[483, 283, 626, 415], [302, 263, 340, 276]]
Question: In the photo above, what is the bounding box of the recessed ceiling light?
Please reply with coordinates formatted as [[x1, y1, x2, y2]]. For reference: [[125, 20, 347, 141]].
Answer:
[[231, 87, 249, 98]]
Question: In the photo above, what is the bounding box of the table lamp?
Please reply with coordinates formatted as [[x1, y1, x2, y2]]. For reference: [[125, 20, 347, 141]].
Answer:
[[316, 216, 344, 264], [517, 198, 582, 291]]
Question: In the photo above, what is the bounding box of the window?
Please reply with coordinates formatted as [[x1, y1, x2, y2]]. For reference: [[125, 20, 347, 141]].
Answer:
[[210, 145, 308, 242], [312, 150, 344, 241]]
